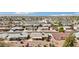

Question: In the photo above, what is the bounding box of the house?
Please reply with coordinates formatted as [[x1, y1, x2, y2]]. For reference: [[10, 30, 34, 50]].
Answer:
[[8, 29, 14, 32], [0, 33, 8, 39], [73, 20, 79, 25], [20, 32, 29, 39], [7, 32, 28, 41], [61, 20, 72, 26], [23, 29, 33, 33], [25, 27, 37, 30], [30, 32, 48, 40], [42, 24, 51, 27], [37, 27, 49, 30], [25, 21, 41, 25], [42, 32, 49, 40], [33, 24, 39, 27], [52, 32, 71, 40], [8, 29, 23, 32], [40, 30, 55, 33], [63, 26, 72, 30], [73, 24, 79, 31], [63, 26, 73, 32], [74, 32, 79, 39], [30, 33, 43, 40], [24, 24, 33, 27], [52, 29, 58, 32], [0, 27, 10, 31], [7, 33, 21, 40], [11, 27, 24, 31], [0, 26, 10, 32]]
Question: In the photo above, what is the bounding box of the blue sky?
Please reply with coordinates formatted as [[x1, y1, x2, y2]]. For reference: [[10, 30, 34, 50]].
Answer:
[[0, 12, 79, 16]]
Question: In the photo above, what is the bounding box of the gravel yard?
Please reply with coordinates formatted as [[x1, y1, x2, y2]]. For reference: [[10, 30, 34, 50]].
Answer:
[[3, 39, 52, 47]]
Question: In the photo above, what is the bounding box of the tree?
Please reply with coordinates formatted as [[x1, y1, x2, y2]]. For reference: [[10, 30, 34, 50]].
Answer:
[[22, 18, 25, 20], [59, 27, 64, 32], [59, 22, 63, 26], [27, 35, 30, 39], [63, 34, 76, 47], [52, 21, 63, 31], [46, 35, 51, 42]]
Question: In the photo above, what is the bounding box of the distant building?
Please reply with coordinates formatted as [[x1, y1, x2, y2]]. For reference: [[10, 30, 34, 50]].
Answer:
[[11, 27, 24, 31], [63, 26, 73, 32], [73, 24, 79, 31], [0, 33, 8, 39], [7, 32, 28, 41], [30, 33, 48, 40], [37, 27, 49, 30], [74, 32, 79, 39]]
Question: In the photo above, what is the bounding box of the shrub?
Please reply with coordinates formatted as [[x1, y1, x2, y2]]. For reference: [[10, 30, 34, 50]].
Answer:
[[63, 34, 76, 47], [59, 27, 64, 32]]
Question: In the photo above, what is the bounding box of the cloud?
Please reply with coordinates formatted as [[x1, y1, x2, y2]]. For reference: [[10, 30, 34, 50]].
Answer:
[[15, 12, 79, 16], [50, 14, 79, 16], [15, 12, 34, 15], [50, 14, 73, 16]]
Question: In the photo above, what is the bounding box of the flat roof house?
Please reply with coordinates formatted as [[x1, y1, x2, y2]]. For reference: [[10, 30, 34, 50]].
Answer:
[[0, 27, 10, 32], [30, 33, 48, 40], [11, 27, 24, 31], [74, 32, 79, 39], [0, 33, 8, 39], [42, 24, 51, 27], [61, 20, 72, 26], [73, 24, 79, 31], [37, 27, 49, 30], [7, 32, 28, 41], [30, 33, 43, 40], [58, 26, 73, 32]]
